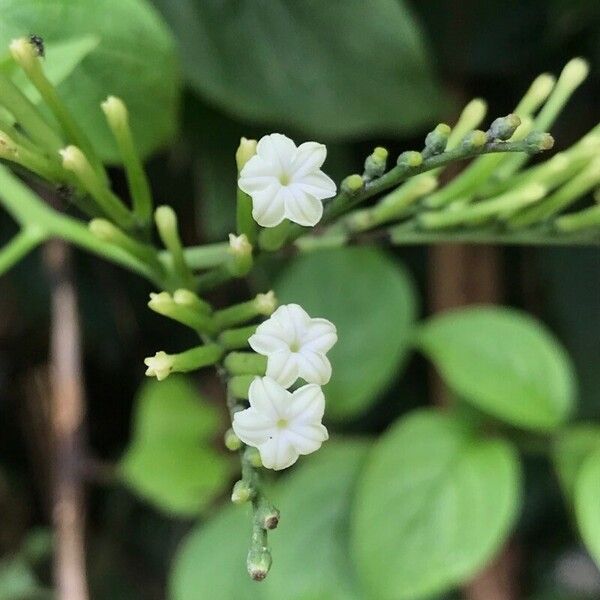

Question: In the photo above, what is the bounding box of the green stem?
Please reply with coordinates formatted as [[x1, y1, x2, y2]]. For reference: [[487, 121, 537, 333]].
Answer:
[[223, 352, 267, 376], [555, 205, 600, 233]]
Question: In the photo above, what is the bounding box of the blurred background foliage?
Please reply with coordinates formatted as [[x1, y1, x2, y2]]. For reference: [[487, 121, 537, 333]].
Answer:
[[0, 0, 598, 598]]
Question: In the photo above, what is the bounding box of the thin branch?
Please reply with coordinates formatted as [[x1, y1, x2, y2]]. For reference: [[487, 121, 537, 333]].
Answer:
[[45, 239, 89, 600]]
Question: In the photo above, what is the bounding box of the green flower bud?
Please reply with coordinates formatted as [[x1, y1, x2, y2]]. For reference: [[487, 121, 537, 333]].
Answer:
[[488, 114, 521, 141], [423, 123, 451, 156], [247, 546, 272, 581], [363, 146, 388, 180], [231, 479, 253, 504], [462, 130, 488, 149], [245, 446, 262, 468], [397, 151, 423, 168], [224, 428, 242, 451], [341, 174, 364, 194], [236, 137, 257, 172], [524, 132, 555, 152]]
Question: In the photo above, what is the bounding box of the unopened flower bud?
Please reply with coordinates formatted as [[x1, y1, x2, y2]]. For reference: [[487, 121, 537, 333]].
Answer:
[[247, 547, 272, 581], [173, 289, 212, 314], [424, 123, 451, 156], [228, 233, 253, 275], [60, 145, 88, 173], [231, 479, 253, 504], [224, 428, 242, 451], [397, 151, 423, 168], [341, 174, 364, 194], [236, 137, 257, 172], [101, 95, 129, 131], [560, 58, 589, 90], [245, 446, 262, 468], [9, 38, 38, 71], [462, 130, 488, 149], [254, 291, 277, 316], [488, 114, 521, 141], [363, 146, 388, 180], [525, 132, 555, 152], [256, 498, 280, 530]]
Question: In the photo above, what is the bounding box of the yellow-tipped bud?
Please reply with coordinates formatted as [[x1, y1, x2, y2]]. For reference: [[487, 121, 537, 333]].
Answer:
[[528, 73, 556, 105], [560, 58, 590, 89], [236, 137, 257, 172], [59, 145, 88, 172], [254, 290, 277, 316], [9, 37, 38, 70], [101, 95, 129, 131], [397, 151, 423, 168], [341, 174, 364, 194]]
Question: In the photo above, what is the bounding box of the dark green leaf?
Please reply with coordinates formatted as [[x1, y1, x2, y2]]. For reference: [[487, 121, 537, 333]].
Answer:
[[417, 307, 576, 431], [275, 247, 418, 420], [352, 410, 521, 600], [153, 0, 441, 138], [0, 0, 180, 161], [119, 376, 231, 517]]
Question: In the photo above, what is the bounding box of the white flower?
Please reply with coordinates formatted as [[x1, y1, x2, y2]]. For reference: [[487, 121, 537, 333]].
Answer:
[[249, 304, 337, 388], [238, 133, 337, 228], [144, 351, 174, 381], [233, 377, 328, 470]]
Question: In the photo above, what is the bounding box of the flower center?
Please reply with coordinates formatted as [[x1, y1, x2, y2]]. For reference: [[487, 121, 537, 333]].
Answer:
[[276, 418, 288, 429], [278, 172, 291, 186], [289, 340, 301, 352]]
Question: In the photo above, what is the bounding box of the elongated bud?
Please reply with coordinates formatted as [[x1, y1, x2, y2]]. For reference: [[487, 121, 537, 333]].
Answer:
[[524, 132, 555, 152], [247, 546, 272, 581], [516, 73, 556, 116], [60, 145, 88, 173], [488, 114, 521, 141], [155, 205, 194, 286], [213, 291, 277, 330], [341, 174, 364, 194], [223, 352, 267, 376], [172, 289, 211, 314], [101, 95, 128, 131], [144, 344, 223, 381], [462, 130, 488, 149], [9, 37, 38, 71], [228, 233, 253, 276], [255, 291, 277, 316], [148, 291, 216, 334], [561, 58, 590, 90], [224, 428, 242, 452], [363, 146, 388, 180], [423, 123, 451, 157], [397, 151, 423, 168], [236, 137, 257, 172], [231, 479, 253, 504]]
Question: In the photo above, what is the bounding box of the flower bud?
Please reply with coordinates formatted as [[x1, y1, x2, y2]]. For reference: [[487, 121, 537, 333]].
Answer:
[[424, 123, 451, 156], [462, 130, 488, 149], [524, 132, 555, 152], [341, 174, 364, 194], [236, 137, 257, 172], [231, 479, 253, 504], [224, 428, 242, 451], [173, 289, 212, 314], [363, 146, 388, 180], [101, 95, 129, 132], [59, 145, 88, 173], [256, 498, 280, 530], [143, 351, 175, 381], [247, 547, 272, 581], [560, 58, 589, 90], [227, 233, 253, 276], [254, 291, 277, 316], [9, 37, 38, 71], [397, 151, 423, 168], [245, 446, 262, 468], [488, 114, 521, 141]]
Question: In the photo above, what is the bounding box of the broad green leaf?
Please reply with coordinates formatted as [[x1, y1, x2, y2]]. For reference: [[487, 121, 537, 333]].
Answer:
[[264, 441, 369, 600], [553, 425, 600, 500], [275, 247, 418, 420], [575, 448, 600, 568], [169, 441, 369, 600], [0, 0, 180, 162], [153, 0, 441, 138], [119, 376, 231, 517], [351, 410, 521, 600], [417, 307, 576, 431]]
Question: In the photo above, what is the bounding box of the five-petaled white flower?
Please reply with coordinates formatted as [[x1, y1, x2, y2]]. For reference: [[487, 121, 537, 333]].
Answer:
[[233, 377, 328, 470], [238, 133, 337, 228], [249, 304, 337, 388]]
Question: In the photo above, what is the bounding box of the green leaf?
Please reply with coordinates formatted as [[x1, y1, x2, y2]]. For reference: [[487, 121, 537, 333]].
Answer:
[[275, 247, 418, 420], [575, 448, 600, 568], [0, 0, 180, 162], [153, 0, 441, 138], [553, 425, 600, 500], [169, 440, 369, 600], [264, 441, 369, 600], [351, 410, 521, 600], [417, 307, 576, 431], [119, 376, 231, 517]]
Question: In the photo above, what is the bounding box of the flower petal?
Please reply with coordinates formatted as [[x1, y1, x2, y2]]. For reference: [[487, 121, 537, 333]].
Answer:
[[265, 349, 299, 388], [296, 171, 337, 200], [256, 133, 296, 171], [238, 156, 279, 194], [286, 423, 329, 455], [287, 383, 326, 423], [232, 408, 274, 447], [284, 185, 324, 227], [301, 318, 337, 353], [258, 434, 299, 470], [248, 376, 291, 419], [291, 141, 327, 177], [249, 319, 291, 355], [251, 183, 286, 227], [296, 350, 332, 385]]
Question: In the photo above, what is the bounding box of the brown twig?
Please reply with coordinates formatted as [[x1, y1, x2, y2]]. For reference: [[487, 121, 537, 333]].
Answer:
[[45, 239, 89, 600]]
